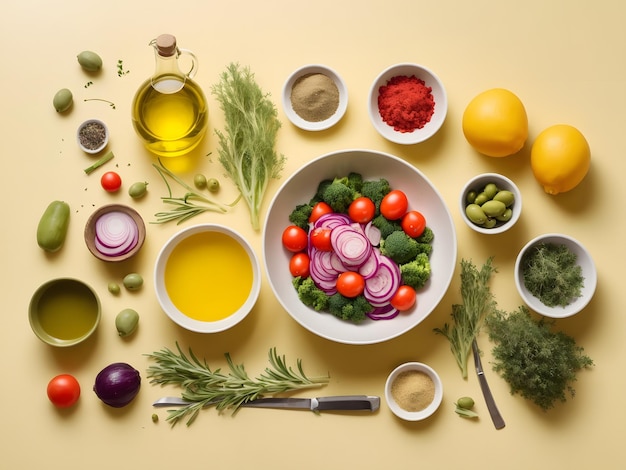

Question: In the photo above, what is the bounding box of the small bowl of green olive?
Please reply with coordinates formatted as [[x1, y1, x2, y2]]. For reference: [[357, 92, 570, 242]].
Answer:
[[459, 173, 522, 234]]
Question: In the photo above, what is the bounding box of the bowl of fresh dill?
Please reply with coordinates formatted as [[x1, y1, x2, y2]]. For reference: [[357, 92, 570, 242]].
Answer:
[[514, 233, 597, 318]]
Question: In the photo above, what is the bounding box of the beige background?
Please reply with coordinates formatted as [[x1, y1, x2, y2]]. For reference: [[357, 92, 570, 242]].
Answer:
[[2, 1, 623, 468]]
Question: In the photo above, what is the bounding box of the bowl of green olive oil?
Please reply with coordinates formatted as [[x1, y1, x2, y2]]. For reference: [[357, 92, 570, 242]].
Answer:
[[29, 278, 101, 347]]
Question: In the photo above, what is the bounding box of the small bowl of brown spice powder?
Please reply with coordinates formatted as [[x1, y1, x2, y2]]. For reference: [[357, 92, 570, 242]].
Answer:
[[385, 362, 443, 421], [282, 64, 348, 131], [77, 118, 109, 154]]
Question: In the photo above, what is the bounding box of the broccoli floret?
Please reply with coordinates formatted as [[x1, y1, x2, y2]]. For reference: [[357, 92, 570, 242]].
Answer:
[[371, 214, 402, 239], [309, 179, 333, 205], [344, 172, 364, 194], [289, 203, 313, 231], [361, 178, 392, 214], [292, 277, 329, 311], [416, 226, 434, 244], [327, 293, 372, 323], [321, 179, 356, 213], [400, 253, 432, 290], [380, 230, 419, 264]]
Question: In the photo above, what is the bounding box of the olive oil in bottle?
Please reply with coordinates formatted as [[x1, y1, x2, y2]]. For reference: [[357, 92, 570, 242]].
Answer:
[[131, 34, 208, 157]]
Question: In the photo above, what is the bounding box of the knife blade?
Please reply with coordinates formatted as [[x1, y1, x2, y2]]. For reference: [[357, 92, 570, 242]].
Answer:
[[472, 339, 505, 430], [153, 395, 380, 412]]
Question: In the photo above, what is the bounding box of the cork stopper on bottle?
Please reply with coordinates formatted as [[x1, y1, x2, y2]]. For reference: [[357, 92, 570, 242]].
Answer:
[[155, 34, 177, 57]]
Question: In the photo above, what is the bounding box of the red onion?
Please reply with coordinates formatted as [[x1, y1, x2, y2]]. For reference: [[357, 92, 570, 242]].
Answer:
[[93, 362, 141, 408], [364, 253, 401, 307], [94, 211, 139, 257]]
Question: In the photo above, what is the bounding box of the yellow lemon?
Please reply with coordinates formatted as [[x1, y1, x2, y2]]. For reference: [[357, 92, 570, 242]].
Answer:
[[462, 88, 528, 157], [530, 124, 590, 195]]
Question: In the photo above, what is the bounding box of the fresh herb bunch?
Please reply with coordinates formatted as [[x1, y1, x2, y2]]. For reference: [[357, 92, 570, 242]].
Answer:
[[522, 242, 584, 307], [152, 159, 239, 224], [146, 344, 329, 426], [211, 63, 286, 231], [434, 258, 497, 378], [485, 306, 593, 411]]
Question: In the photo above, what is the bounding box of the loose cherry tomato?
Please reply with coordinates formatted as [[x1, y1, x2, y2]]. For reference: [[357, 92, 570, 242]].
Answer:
[[282, 225, 308, 252], [100, 171, 122, 192], [390, 285, 416, 311], [289, 252, 310, 278], [336, 271, 365, 298], [47, 374, 81, 408], [401, 210, 426, 238], [348, 197, 376, 224], [310, 227, 333, 251], [309, 201, 333, 223], [380, 190, 409, 220]]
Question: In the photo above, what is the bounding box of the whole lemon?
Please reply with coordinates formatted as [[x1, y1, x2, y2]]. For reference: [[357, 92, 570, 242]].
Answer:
[[462, 88, 528, 157], [530, 124, 590, 195]]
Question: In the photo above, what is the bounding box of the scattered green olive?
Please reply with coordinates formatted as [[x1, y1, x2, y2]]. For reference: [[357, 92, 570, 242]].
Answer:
[[108, 282, 121, 295], [53, 88, 73, 113], [123, 273, 143, 291], [128, 181, 149, 199], [455, 396, 478, 418], [465, 181, 516, 229], [207, 178, 220, 192], [152, 413, 159, 423], [456, 396, 475, 409], [77, 50, 103, 72], [194, 174, 207, 189], [115, 308, 139, 337]]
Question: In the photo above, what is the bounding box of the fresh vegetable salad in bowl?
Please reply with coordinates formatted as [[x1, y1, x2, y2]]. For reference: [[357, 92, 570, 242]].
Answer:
[[263, 149, 457, 344]]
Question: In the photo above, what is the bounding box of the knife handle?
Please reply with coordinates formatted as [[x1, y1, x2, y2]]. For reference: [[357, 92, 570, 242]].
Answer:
[[315, 395, 380, 411]]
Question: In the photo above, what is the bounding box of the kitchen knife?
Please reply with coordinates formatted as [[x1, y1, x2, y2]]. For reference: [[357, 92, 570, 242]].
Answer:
[[472, 339, 505, 429], [153, 395, 380, 412]]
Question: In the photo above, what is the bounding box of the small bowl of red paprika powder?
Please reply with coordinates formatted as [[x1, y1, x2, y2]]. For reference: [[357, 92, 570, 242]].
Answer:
[[369, 63, 447, 145]]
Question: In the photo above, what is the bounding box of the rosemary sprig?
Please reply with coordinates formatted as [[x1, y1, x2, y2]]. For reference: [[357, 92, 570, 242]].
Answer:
[[151, 159, 240, 224], [145, 343, 330, 426], [434, 258, 498, 378]]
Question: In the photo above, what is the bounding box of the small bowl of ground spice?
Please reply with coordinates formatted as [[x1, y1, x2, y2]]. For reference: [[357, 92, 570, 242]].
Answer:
[[282, 64, 348, 131], [77, 118, 109, 154], [515, 233, 597, 318], [385, 362, 443, 421], [369, 63, 447, 145]]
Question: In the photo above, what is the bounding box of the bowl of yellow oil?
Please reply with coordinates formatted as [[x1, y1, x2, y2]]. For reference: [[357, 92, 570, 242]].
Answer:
[[29, 278, 101, 347], [154, 224, 261, 333]]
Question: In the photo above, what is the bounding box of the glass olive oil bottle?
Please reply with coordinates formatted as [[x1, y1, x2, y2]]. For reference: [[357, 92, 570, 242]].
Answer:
[[132, 34, 208, 157]]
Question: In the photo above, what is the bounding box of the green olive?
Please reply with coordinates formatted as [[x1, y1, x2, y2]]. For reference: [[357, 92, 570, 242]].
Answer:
[[123, 273, 143, 291], [128, 181, 149, 199], [482, 218, 497, 228], [483, 183, 499, 199], [481, 200, 507, 218], [493, 190, 515, 207], [473, 192, 489, 206], [456, 397, 475, 409], [53, 88, 73, 113], [115, 308, 139, 337], [207, 178, 220, 193], [108, 282, 121, 295], [496, 208, 513, 222], [194, 174, 207, 189], [77, 50, 103, 72], [466, 190, 477, 204], [465, 204, 487, 225]]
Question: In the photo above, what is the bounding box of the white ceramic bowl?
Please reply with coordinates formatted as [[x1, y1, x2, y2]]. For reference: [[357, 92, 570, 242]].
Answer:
[[77, 118, 109, 154], [368, 63, 447, 145], [154, 224, 261, 333], [282, 64, 348, 131], [263, 149, 457, 345], [385, 362, 443, 421], [459, 173, 522, 234], [514, 233, 597, 318]]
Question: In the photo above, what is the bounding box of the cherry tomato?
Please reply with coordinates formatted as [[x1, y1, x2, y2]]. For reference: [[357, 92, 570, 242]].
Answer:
[[282, 225, 308, 252], [401, 210, 427, 238], [309, 202, 333, 223], [47, 374, 81, 408], [336, 271, 365, 298], [100, 171, 122, 192], [380, 190, 409, 220], [289, 252, 310, 278], [348, 197, 376, 224], [310, 227, 333, 251], [390, 285, 417, 311]]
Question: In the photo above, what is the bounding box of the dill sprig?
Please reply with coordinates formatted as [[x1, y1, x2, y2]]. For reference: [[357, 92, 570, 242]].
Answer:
[[151, 159, 240, 224], [434, 258, 498, 378], [145, 344, 330, 426]]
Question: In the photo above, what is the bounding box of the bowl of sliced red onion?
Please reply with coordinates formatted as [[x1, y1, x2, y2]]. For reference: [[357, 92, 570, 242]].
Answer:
[[263, 149, 457, 345], [84, 204, 146, 262]]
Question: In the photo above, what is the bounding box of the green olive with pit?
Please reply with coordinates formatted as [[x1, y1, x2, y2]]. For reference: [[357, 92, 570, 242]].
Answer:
[[53, 88, 73, 113], [128, 181, 149, 199], [77, 50, 103, 72], [481, 200, 507, 218], [115, 308, 139, 337], [207, 178, 220, 193], [465, 204, 487, 225], [123, 273, 143, 291]]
